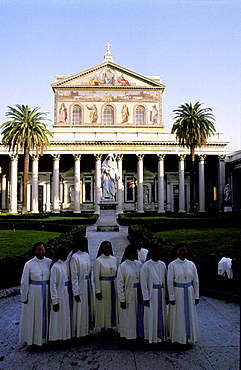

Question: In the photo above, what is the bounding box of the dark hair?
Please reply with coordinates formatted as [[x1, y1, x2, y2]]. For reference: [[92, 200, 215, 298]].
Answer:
[[146, 243, 162, 261], [96, 240, 113, 258], [121, 244, 138, 263], [72, 236, 89, 255], [50, 245, 70, 268], [32, 242, 45, 256], [176, 242, 188, 250]]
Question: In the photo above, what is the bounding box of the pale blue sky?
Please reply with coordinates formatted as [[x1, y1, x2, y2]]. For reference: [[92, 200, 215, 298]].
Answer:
[[0, 0, 240, 150]]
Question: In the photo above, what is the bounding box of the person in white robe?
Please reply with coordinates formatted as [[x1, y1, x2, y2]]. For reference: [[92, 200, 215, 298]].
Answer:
[[121, 235, 148, 265], [19, 242, 52, 346], [140, 246, 167, 344], [167, 243, 200, 345], [70, 236, 93, 338], [49, 245, 72, 342], [93, 241, 118, 332], [117, 245, 144, 340]]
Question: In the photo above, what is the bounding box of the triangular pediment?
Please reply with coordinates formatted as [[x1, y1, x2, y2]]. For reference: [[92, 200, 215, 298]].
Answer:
[[51, 62, 165, 90]]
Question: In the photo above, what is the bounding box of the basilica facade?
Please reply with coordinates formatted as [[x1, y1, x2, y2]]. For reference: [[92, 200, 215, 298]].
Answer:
[[0, 49, 236, 214]]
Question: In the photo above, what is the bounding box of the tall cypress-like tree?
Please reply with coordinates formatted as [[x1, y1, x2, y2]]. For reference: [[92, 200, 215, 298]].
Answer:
[[171, 102, 216, 212], [1, 105, 53, 214]]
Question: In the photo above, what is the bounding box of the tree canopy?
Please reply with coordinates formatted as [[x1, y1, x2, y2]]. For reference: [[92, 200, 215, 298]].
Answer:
[[1, 104, 52, 154], [171, 102, 216, 160], [1, 104, 53, 214]]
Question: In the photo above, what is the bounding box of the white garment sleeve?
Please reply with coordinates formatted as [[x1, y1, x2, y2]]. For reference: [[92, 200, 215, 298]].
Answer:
[[50, 265, 59, 305], [116, 264, 126, 302], [20, 261, 30, 302], [70, 257, 79, 296], [93, 259, 101, 294], [167, 263, 175, 301], [192, 264, 199, 299], [140, 263, 150, 301]]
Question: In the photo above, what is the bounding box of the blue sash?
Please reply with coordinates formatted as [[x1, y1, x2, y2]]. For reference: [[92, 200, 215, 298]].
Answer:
[[99, 276, 116, 326], [174, 281, 192, 339], [134, 282, 144, 338], [29, 279, 49, 339], [153, 284, 164, 339]]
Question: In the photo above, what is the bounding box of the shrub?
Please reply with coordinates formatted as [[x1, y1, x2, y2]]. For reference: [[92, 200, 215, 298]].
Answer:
[[0, 225, 86, 289]]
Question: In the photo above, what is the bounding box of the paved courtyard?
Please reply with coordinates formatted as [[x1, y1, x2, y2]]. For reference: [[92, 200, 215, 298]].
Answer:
[[0, 226, 239, 369]]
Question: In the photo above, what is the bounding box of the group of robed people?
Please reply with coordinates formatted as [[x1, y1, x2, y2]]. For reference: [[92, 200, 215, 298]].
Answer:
[[19, 236, 200, 348]]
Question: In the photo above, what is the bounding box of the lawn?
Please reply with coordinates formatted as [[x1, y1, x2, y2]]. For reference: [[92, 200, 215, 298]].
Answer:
[[154, 227, 241, 260], [0, 230, 62, 259]]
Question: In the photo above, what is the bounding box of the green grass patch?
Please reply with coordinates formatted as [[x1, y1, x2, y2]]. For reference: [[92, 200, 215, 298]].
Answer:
[[154, 228, 241, 261], [0, 230, 62, 259]]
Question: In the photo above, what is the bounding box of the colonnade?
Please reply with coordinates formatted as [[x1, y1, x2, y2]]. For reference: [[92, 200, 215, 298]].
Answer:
[[3, 152, 226, 214]]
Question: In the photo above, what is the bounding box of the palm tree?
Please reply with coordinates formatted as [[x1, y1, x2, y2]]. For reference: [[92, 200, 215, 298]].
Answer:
[[171, 102, 216, 212], [1, 104, 53, 214]]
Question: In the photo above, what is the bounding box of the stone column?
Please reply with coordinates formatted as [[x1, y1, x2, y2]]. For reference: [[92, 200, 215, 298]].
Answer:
[[1, 174, 7, 210], [157, 154, 165, 213], [73, 154, 81, 213], [46, 181, 51, 212], [198, 155, 206, 212], [52, 154, 60, 213], [178, 154, 186, 213], [9, 154, 18, 213], [94, 154, 102, 213], [136, 154, 144, 213], [218, 155, 226, 211], [116, 154, 124, 214], [31, 154, 39, 213]]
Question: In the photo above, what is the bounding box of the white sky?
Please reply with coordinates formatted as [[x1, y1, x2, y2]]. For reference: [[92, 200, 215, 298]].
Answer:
[[0, 0, 240, 150]]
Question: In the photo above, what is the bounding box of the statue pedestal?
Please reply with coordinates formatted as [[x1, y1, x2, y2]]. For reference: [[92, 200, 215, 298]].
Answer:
[[96, 201, 119, 231], [224, 206, 232, 212]]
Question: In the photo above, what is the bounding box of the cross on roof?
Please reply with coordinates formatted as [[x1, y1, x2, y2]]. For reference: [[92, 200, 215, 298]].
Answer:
[[105, 42, 112, 53]]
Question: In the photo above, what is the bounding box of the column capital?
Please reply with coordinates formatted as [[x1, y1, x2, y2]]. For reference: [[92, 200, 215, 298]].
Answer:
[[198, 154, 206, 162], [94, 154, 103, 161], [10, 154, 19, 161], [218, 154, 226, 162], [116, 154, 124, 161], [52, 154, 61, 161], [31, 154, 40, 161], [157, 154, 165, 161], [136, 154, 145, 161], [178, 154, 186, 161], [73, 154, 82, 161]]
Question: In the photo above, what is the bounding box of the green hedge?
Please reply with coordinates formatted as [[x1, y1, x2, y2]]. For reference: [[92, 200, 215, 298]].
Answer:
[[118, 213, 241, 229], [0, 214, 99, 231], [128, 224, 240, 299], [0, 225, 86, 289]]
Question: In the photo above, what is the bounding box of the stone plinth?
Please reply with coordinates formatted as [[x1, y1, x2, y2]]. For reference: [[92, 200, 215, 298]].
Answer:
[[224, 206, 232, 212], [96, 201, 119, 231]]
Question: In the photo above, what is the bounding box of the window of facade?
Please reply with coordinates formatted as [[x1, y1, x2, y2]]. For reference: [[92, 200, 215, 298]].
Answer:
[[135, 105, 145, 125], [103, 105, 114, 125], [154, 176, 158, 202], [17, 175, 22, 203], [72, 105, 82, 125], [83, 175, 93, 202], [124, 175, 136, 202]]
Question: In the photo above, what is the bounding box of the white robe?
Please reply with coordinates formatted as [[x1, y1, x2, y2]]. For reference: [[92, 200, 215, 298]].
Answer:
[[93, 255, 119, 328], [19, 256, 52, 346], [117, 259, 143, 340], [49, 260, 72, 341], [70, 251, 93, 337], [140, 259, 167, 343], [167, 258, 200, 344]]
